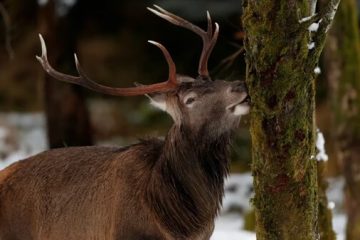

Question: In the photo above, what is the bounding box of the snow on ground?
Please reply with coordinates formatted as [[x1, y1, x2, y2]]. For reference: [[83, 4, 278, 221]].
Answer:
[[333, 214, 346, 240], [212, 212, 256, 240], [211, 229, 256, 240], [0, 113, 47, 169], [0, 113, 347, 239], [222, 173, 253, 213]]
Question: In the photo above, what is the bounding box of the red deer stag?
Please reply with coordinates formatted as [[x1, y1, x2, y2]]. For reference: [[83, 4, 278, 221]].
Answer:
[[0, 5, 250, 240]]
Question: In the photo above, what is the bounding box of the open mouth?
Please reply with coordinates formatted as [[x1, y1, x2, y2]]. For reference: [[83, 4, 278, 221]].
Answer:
[[239, 95, 251, 104], [227, 95, 251, 116], [228, 95, 251, 109]]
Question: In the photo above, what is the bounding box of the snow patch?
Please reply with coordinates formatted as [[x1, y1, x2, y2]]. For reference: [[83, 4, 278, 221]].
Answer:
[[211, 230, 256, 240], [328, 201, 336, 210], [299, 14, 316, 23], [314, 67, 321, 74], [0, 113, 47, 170], [309, 22, 320, 32], [308, 42, 315, 50], [316, 129, 328, 161], [333, 214, 346, 240], [222, 173, 253, 213]]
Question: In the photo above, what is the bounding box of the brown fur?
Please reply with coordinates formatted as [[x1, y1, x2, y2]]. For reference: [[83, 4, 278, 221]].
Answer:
[[0, 131, 227, 240], [0, 79, 249, 240]]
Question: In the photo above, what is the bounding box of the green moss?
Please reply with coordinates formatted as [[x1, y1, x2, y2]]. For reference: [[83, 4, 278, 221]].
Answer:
[[242, 1, 324, 239]]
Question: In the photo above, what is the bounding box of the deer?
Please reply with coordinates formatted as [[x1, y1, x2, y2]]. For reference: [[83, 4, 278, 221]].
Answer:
[[0, 5, 250, 240]]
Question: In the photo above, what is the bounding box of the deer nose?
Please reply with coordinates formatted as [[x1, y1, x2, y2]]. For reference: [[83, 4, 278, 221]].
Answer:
[[231, 81, 248, 93]]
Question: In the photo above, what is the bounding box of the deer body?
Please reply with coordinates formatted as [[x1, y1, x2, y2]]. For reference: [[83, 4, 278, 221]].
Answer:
[[0, 127, 230, 240], [0, 5, 250, 240]]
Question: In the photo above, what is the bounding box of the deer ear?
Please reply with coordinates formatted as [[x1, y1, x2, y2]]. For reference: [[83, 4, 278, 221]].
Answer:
[[145, 93, 167, 112], [133, 82, 166, 111], [177, 75, 195, 83]]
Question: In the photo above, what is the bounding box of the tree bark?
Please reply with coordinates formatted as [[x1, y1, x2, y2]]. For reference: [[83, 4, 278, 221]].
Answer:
[[38, 0, 93, 148], [242, 0, 340, 239], [323, 0, 360, 238]]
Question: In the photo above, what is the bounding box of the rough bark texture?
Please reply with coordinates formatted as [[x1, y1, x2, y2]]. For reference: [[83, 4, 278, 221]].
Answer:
[[242, 0, 339, 239], [324, 0, 360, 238], [38, 1, 93, 148]]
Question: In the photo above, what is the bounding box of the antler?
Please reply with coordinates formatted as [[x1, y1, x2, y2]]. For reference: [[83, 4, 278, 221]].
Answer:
[[36, 34, 178, 96], [147, 5, 219, 80]]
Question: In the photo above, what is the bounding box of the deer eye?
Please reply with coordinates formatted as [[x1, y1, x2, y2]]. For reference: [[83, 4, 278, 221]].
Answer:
[[183, 93, 197, 106], [185, 97, 195, 105]]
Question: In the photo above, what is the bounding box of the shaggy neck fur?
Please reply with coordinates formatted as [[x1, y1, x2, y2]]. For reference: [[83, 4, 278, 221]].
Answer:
[[146, 124, 231, 238]]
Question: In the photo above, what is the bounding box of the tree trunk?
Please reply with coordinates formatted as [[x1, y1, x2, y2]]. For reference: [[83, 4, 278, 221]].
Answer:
[[323, 0, 360, 238], [242, 0, 340, 239], [318, 161, 336, 240], [38, 0, 93, 148]]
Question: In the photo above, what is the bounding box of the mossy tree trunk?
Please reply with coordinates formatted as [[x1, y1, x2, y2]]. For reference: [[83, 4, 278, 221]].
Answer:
[[323, 0, 360, 238], [242, 0, 340, 239]]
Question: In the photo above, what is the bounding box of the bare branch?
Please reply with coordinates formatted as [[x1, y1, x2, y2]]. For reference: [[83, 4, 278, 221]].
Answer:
[[307, 0, 341, 68]]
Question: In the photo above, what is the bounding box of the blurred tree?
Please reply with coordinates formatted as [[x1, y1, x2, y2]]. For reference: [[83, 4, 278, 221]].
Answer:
[[323, 0, 360, 238], [38, 0, 92, 148], [317, 160, 336, 240], [0, 0, 40, 111], [243, 0, 339, 239], [0, 2, 14, 59]]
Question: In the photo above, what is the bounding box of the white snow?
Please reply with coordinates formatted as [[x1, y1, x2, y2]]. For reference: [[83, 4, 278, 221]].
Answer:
[[299, 14, 316, 23], [308, 42, 315, 50], [327, 176, 345, 212], [213, 174, 255, 240], [333, 214, 346, 240], [0, 113, 47, 169], [316, 129, 329, 161], [211, 230, 256, 240], [222, 173, 253, 213], [328, 201, 336, 210], [309, 22, 320, 32], [314, 67, 321, 74]]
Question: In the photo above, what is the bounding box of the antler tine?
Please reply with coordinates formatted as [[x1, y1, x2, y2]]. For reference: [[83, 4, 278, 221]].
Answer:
[[36, 34, 178, 96], [148, 5, 219, 80], [148, 40, 177, 85], [206, 11, 213, 39]]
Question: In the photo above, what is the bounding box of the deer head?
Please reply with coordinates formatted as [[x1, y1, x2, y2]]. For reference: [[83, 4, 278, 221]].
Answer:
[[36, 5, 250, 138]]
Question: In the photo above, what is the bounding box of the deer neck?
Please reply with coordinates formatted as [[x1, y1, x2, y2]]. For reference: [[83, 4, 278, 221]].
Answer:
[[146, 125, 231, 238]]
